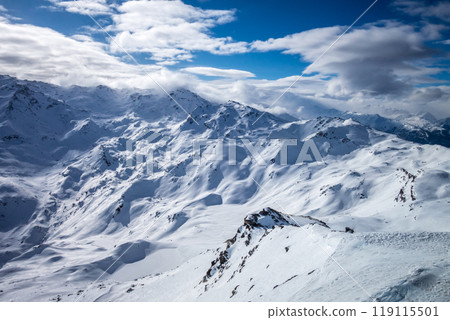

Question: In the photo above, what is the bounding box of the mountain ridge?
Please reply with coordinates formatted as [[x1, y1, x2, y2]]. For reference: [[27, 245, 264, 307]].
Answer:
[[0, 75, 449, 302]]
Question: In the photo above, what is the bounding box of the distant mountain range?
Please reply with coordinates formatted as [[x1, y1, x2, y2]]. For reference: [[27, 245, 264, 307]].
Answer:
[[0, 75, 449, 301]]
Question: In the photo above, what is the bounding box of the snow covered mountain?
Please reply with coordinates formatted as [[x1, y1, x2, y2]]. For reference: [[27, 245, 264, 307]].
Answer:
[[0, 75, 449, 302]]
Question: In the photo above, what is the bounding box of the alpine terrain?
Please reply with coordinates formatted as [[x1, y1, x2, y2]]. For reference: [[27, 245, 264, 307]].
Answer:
[[0, 75, 449, 302]]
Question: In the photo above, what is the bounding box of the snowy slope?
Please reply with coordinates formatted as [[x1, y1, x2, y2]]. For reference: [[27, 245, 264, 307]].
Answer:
[[0, 75, 449, 302], [342, 112, 450, 148]]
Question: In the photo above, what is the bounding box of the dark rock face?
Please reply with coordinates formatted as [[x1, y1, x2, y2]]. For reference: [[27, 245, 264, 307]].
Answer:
[[243, 208, 299, 229], [201, 207, 330, 290]]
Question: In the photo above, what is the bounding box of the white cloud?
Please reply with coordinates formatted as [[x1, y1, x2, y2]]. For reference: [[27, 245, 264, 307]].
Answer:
[[109, 0, 248, 64], [0, 4, 22, 22], [191, 77, 450, 120], [181, 67, 255, 79], [48, 0, 114, 16], [394, 0, 450, 22], [48, 0, 249, 65], [252, 26, 344, 58], [252, 22, 441, 96], [188, 74, 333, 115], [0, 20, 178, 89], [1, 12, 449, 119]]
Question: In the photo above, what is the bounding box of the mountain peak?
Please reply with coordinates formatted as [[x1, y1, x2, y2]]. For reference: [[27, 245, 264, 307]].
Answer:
[[243, 208, 299, 229]]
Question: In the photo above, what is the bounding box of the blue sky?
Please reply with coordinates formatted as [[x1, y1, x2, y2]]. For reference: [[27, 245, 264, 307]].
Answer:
[[2, 0, 448, 79], [0, 0, 449, 117]]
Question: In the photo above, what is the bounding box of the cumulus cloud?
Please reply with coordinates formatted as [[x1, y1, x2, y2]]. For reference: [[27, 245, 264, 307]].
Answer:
[[2, 16, 447, 118], [49, 0, 249, 64], [1, 2, 449, 119], [252, 26, 344, 57], [181, 67, 255, 79], [0, 20, 185, 89], [48, 0, 114, 16], [394, 0, 450, 22], [109, 0, 248, 64], [252, 22, 440, 97]]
